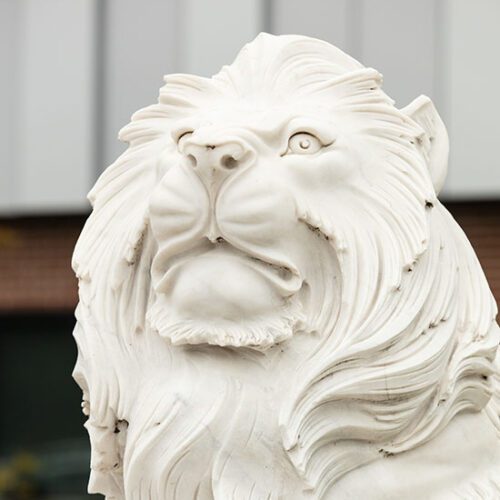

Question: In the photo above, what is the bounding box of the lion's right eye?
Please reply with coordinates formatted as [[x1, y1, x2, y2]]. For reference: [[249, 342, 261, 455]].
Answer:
[[286, 132, 323, 155]]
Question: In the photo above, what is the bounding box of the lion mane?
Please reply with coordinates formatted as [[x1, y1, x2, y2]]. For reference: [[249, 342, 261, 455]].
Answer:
[[72, 34, 500, 499]]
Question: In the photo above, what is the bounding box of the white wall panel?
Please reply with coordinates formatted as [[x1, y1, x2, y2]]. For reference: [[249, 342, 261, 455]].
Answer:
[[357, 0, 437, 109], [271, 0, 350, 53], [442, 0, 500, 198], [0, 0, 21, 211], [103, 0, 177, 166], [176, 0, 264, 77], [6, 0, 97, 214]]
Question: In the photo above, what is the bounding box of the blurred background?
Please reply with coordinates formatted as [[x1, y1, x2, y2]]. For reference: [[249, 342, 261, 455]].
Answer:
[[0, 0, 499, 498]]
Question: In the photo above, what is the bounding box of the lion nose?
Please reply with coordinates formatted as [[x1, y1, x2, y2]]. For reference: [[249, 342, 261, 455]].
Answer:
[[182, 140, 249, 174]]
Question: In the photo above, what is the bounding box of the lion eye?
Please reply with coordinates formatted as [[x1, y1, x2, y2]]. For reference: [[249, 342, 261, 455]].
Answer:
[[286, 132, 322, 155], [177, 131, 193, 148]]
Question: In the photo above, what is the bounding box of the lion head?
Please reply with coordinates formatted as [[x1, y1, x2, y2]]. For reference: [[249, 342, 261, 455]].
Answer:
[[72, 34, 499, 499]]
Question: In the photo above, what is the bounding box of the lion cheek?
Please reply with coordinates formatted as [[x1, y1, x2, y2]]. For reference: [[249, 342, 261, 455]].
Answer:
[[149, 162, 210, 239]]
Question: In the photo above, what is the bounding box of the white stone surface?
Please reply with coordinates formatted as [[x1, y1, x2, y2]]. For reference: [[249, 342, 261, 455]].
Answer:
[[72, 34, 500, 499]]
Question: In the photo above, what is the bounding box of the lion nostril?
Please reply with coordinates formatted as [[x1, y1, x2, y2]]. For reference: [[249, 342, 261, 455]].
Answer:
[[187, 154, 197, 168], [221, 155, 238, 170]]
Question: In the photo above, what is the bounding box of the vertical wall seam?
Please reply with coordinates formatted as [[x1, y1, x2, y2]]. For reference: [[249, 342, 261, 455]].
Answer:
[[345, 0, 363, 63], [262, 0, 273, 34], [93, 0, 107, 181], [434, 0, 453, 196]]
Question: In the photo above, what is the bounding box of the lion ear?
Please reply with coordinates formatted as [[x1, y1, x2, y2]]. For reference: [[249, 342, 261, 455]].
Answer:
[[401, 95, 449, 195]]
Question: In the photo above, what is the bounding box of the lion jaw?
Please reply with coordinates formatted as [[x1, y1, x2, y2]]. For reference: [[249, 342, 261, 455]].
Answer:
[[147, 240, 307, 350]]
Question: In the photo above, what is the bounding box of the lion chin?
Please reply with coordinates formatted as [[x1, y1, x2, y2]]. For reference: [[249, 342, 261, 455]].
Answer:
[[147, 241, 306, 350]]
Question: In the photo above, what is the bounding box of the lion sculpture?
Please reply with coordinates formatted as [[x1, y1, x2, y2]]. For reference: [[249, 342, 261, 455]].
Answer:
[[72, 34, 500, 499]]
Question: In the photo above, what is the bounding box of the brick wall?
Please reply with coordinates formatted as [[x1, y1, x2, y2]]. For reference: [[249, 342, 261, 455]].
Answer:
[[0, 216, 83, 313], [0, 202, 498, 314], [449, 202, 500, 308]]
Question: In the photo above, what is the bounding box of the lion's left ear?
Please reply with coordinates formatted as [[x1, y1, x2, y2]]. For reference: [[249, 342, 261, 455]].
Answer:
[[401, 95, 449, 195]]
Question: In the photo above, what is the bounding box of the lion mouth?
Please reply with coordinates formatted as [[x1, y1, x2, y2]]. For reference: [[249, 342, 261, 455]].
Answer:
[[155, 237, 303, 297], [149, 237, 306, 349]]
